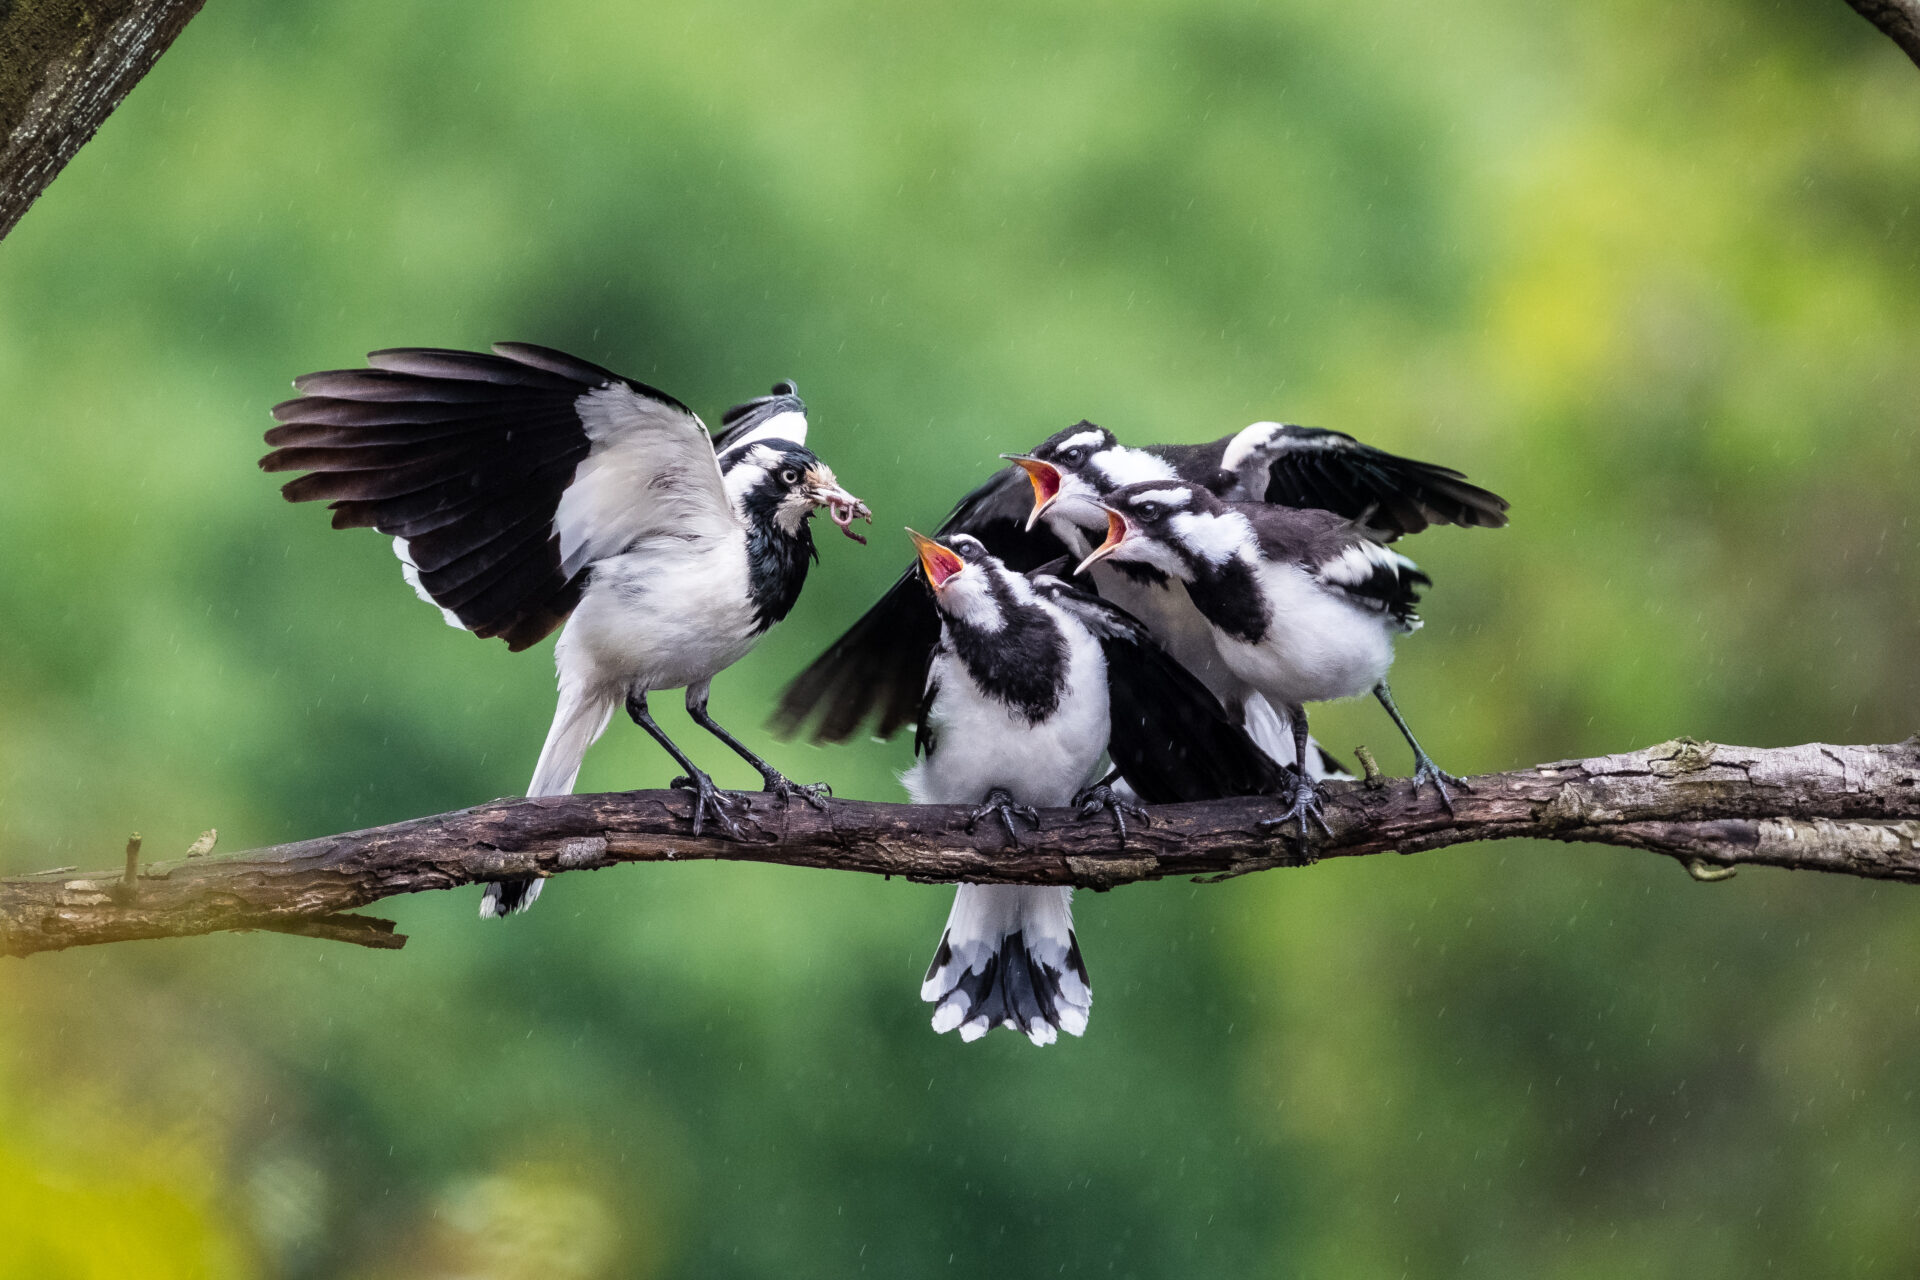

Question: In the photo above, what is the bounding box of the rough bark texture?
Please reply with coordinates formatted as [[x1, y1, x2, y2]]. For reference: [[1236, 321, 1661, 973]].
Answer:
[[1846, 0, 1920, 66], [4, 738, 1917, 959], [0, 0, 205, 239]]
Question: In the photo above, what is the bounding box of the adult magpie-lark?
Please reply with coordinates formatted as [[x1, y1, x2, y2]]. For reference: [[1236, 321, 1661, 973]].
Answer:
[[1078, 480, 1452, 834], [776, 417, 1501, 785], [904, 530, 1285, 1045], [261, 343, 870, 917]]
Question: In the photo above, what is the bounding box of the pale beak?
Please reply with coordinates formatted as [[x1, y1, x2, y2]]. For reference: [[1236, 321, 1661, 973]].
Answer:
[[807, 469, 872, 544], [1002, 454, 1062, 532], [906, 528, 965, 589], [1072, 507, 1132, 576]]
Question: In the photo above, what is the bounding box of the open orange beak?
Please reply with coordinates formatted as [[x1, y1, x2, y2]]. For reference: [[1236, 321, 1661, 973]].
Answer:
[[907, 528, 966, 590], [1003, 455, 1062, 532], [1072, 508, 1132, 576]]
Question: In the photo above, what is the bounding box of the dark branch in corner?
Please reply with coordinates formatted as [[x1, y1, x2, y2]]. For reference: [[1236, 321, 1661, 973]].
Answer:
[[4, 739, 1918, 959], [1846, 0, 1920, 67], [0, 0, 206, 240]]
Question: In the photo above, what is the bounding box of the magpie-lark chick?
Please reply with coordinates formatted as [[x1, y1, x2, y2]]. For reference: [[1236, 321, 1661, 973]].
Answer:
[[1002, 428, 1339, 785], [261, 344, 870, 917], [905, 530, 1285, 1045], [1004, 420, 1502, 785], [774, 417, 1502, 763], [1079, 480, 1458, 833]]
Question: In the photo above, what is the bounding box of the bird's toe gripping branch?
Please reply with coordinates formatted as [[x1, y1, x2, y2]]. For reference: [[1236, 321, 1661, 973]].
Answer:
[[1259, 769, 1335, 849], [966, 788, 1042, 846], [760, 770, 833, 811], [1411, 754, 1470, 815], [669, 772, 750, 840], [1072, 781, 1150, 846]]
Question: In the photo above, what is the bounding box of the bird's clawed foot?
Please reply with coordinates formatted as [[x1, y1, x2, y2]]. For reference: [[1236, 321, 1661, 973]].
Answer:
[[966, 787, 1041, 846], [1259, 770, 1334, 849], [1411, 754, 1470, 815], [759, 769, 832, 811], [668, 770, 748, 840], [1072, 782, 1150, 846]]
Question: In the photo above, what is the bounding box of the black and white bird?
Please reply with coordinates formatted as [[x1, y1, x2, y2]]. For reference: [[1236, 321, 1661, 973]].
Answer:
[[260, 343, 870, 916], [1077, 480, 1452, 832], [775, 417, 1502, 785], [904, 530, 1285, 1045]]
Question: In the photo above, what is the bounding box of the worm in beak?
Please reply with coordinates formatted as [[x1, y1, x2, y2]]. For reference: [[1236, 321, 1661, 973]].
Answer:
[[806, 466, 873, 544]]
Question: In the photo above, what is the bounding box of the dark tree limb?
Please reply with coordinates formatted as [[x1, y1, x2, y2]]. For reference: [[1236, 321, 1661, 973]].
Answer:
[[0, 0, 206, 240], [1846, 0, 1920, 67], [5, 738, 1918, 959]]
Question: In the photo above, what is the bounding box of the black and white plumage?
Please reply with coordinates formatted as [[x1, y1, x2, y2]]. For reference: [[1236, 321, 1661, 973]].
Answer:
[[1079, 480, 1459, 832], [905, 531, 1285, 1045], [776, 415, 1499, 784], [261, 344, 870, 916]]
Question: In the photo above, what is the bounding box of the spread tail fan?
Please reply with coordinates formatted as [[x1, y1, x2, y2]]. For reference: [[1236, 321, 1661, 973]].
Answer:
[[921, 884, 1090, 1046]]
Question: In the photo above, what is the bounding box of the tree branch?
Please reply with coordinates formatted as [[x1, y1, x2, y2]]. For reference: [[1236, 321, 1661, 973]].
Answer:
[[0, 0, 206, 240], [1845, 0, 1920, 67], [5, 738, 1918, 959]]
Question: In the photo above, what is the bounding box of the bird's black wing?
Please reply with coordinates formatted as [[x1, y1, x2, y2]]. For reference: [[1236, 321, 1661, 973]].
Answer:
[[771, 465, 1073, 742], [1182, 425, 1509, 539], [261, 343, 709, 651], [1243, 504, 1432, 629], [1032, 576, 1286, 803]]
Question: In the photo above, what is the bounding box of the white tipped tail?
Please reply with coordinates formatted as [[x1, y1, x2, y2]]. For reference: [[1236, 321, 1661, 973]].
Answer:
[[922, 884, 1090, 1046], [480, 680, 618, 919]]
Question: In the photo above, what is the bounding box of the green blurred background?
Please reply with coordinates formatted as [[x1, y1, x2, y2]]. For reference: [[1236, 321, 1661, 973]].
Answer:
[[3, 0, 1918, 1274]]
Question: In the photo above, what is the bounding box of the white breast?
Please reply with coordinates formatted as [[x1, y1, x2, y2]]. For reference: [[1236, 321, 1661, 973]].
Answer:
[[904, 622, 1110, 810], [1215, 561, 1398, 704], [555, 529, 763, 695]]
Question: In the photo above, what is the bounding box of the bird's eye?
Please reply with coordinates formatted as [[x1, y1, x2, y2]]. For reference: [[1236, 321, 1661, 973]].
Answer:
[[1137, 503, 1160, 522], [780, 467, 800, 485], [1063, 447, 1085, 465]]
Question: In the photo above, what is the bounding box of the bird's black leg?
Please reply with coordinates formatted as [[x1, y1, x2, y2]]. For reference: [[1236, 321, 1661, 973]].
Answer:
[[1373, 681, 1469, 814], [683, 684, 831, 810], [1072, 769, 1149, 846], [626, 691, 746, 840], [1259, 703, 1334, 841], [966, 787, 1041, 847]]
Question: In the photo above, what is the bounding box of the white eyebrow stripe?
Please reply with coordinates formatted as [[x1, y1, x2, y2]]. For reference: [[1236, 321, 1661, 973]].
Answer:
[[1130, 486, 1192, 506], [1054, 429, 1108, 454]]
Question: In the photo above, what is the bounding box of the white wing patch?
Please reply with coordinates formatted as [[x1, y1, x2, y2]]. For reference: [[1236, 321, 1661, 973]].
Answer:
[[556, 383, 735, 576], [1218, 421, 1283, 475], [1320, 541, 1416, 587], [393, 537, 466, 630]]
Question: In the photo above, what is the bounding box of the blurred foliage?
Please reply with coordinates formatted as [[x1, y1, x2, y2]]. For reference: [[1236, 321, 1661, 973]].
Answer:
[[2, 0, 1917, 1274]]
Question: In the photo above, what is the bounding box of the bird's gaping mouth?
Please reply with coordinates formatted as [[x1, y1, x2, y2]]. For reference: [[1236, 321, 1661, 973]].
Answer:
[[907, 528, 965, 589], [1073, 507, 1132, 575], [1003, 455, 1062, 532]]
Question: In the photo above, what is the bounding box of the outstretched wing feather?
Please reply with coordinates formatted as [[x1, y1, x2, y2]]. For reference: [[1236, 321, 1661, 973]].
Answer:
[[772, 464, 1071, 742], [262, 344, 719, 650]]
